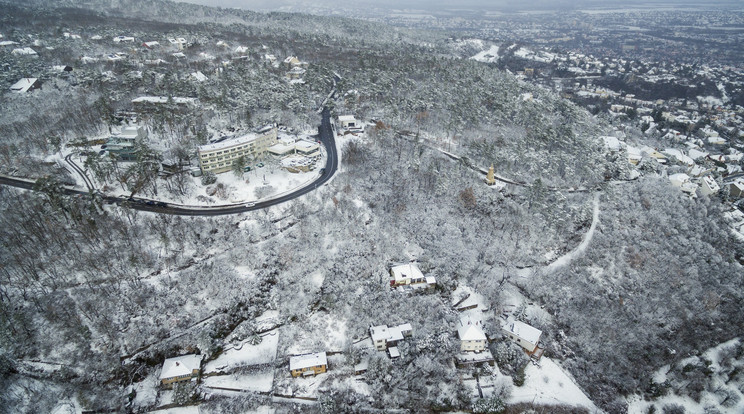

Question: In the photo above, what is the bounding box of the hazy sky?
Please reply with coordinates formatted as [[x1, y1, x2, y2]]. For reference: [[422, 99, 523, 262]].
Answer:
[[174, 0, 734, 13]]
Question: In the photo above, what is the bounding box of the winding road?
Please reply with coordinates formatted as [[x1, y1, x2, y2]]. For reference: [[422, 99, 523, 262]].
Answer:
[[0, 107, 339, 216]]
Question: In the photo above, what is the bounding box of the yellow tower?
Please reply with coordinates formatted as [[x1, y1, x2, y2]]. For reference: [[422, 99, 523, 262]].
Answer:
[[485, 164, 496, 186]]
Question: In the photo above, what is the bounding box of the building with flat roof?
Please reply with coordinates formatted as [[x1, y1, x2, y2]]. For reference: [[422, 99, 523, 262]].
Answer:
[[198, 127, 277, 174]]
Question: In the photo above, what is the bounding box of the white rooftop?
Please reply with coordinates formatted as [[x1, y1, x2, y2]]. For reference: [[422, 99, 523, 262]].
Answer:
[[601, 136, 622, 151], [458, 317, 487, 341], [199, 133, 263, 152], [338, 115, 356, 122], [159, 354, 202, 380], [12, 47, 37, 55], [370, 323, 411, 344], [289, 352, 327, 371], [391, 263, 424, 283], [295, 140, 319, 151], [388, 346, 400, 358], [131, 96, 196, 105], [10, 78, 38, 93], [702, 176, 720, 192], [503, 320, 542, 346]]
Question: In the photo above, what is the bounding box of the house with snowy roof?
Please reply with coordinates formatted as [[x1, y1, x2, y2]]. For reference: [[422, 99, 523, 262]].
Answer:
[[457, 316, 487, 352], [669, 173, 698, 196], [289, 352, 327, 377], [700, 176, 720, 196], [113, 35, 135, 43], [159, 354, 202, 387], [727, 180, 744, 199], [370, 323, 412, 358], [502, 320, 542, 356], [11, 47, 37, 57], [285, 66, 306, 80], [9, 78, 41, 93], [283, 56, 307, 68], [168, 37, 187, 50], [389, 263, 435, 290]]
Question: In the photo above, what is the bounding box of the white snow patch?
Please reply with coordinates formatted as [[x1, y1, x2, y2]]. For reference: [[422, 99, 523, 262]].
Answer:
[[509, 357, 597, 411], [204, 329, 279, 373], [471, 44, 500, 63], [203, 370, 274, 393]]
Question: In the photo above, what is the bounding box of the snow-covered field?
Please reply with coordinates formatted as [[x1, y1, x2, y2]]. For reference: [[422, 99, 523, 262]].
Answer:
[[204, 329, 280, 373], [509, 357, 597, 411], [471, 44, 501, 63], [203, 370, 275, 393]]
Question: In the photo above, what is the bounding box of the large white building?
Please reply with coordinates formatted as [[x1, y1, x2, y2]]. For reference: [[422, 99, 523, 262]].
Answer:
[[198, 127, 277, 174]]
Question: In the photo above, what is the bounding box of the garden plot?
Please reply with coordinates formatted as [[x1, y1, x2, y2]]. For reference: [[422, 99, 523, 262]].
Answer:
[[204, 329, 279, 374], [203, 370, 275, 393], [509, 357, 596, 411]]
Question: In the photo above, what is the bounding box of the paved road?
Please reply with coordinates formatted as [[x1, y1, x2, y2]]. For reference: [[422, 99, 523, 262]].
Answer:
[[64, 153, 95, 191], [0, 107, 339, 216]]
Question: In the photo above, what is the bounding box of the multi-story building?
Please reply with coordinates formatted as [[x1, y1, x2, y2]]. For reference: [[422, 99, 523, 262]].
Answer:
[[457, 316, 487, 352], [198, 126, 277, 174], [370, 323, 412, 358]]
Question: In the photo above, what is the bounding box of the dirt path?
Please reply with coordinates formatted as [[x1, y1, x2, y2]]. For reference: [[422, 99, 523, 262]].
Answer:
[[546, 192, 600, 272]]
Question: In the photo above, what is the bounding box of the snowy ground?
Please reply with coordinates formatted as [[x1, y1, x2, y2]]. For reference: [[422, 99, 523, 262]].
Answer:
[[130, 371, 160, 409], [452, 285, 487, 312], [203, 370, 275, 393], [204, 329, 279, 374], [284, 312, 348, 354], [509, 357, 598, 411], [470, 44, 501, 63]]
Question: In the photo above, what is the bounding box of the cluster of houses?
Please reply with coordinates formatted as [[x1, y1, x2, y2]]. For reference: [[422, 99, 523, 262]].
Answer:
[[601, 135, 744, 199], [157, 262, 545, 390]]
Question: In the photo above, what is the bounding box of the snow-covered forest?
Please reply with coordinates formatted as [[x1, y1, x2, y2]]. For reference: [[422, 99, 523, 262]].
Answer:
[[1, 1, 743, 413]]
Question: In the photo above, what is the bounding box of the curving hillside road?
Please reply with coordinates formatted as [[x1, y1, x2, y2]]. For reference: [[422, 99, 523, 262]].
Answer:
[[0, 107, 339, 216]]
